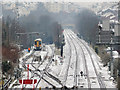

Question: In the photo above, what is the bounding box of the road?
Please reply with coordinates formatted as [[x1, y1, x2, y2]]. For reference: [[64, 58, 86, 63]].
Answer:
[[10, 29, 116, 89]]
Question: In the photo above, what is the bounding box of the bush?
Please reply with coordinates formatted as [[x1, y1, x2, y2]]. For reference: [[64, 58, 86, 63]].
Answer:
[[95, 46, 98, 54], [2, 45, 19, 63], [2, 61, 12, 74], [98, 46, 111, 66]]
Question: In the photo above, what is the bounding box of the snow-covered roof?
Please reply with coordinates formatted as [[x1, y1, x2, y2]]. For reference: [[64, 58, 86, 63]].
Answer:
[[98, 22, 102, 27], [110, 15, 116, 19], [112, 51, 120, 59], [102, 12, 113, 18], [110, 20, 119, 24], [110, 28, 115, 32], [106, 49, 120, 59]]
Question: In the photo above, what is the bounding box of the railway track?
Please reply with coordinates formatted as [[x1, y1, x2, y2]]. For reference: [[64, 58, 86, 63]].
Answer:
[[29, 46, 54, 88], [67, 33, 79, 87], [14, 30, 107, 89], [69, 30, 106, 89], [21, 50, 38, 89], [10, 50, 38, 89], [78, 38, 106, 89], [14, 47, 58, 89], [65, 30, 79, 88], [22, 46, 61, 89], [35, 45, 63, 88], [63, 32, 72, 86], [31, 45, 50, 70], [68, 32, 91, 89], [2, 78, 12, 89]]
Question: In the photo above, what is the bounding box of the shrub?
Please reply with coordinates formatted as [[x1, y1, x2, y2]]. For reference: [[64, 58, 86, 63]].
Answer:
[[94, 46, 98, 54], [2, 61, 12, 74]]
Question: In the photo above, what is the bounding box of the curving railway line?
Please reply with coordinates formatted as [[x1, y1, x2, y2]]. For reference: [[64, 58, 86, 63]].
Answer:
[[67, 29, 106, 89], [62, 32, 72, 86], [68, 32, 91, 88], [67, 32, 79, 87], [64, 30, 81, 88], [78, 37, 106, 89], [65, 30, 89, 88]]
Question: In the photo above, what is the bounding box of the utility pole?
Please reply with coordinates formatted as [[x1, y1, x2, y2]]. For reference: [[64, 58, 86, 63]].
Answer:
[[98, 22, 102, 43], [61, 42, 63, 57], [57, 24, 60, 49], [61, 33, 65, 57], [110, 29, 114, 77]]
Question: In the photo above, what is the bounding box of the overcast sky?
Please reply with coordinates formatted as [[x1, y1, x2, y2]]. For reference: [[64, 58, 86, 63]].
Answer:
[[2, 0, 120, 2]]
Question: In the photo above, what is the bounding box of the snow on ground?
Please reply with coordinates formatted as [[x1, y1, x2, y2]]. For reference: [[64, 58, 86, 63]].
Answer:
[[71, 29, 116, 88], [11, 29, 117, 89], [12, 46, 51, 88], [19, 48, 34, 62], [36, 79, 52, 88], [46, 45, 54, 57], [34, 51, 47, 60], [53, 29, 116, 88], [49, 55, 63, 76], [80, 38, 117, 88]]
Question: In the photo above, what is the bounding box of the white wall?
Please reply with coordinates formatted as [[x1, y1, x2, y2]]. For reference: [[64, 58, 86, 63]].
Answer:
[[102, 18, 110, 31]]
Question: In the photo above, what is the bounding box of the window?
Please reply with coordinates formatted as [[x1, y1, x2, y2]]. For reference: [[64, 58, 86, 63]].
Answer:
[[35, 41, 37, 45], [39, 41, 41, 45]]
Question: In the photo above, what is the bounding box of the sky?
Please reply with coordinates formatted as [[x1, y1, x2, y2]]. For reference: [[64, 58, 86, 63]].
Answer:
[[2, 0, 120, 2]]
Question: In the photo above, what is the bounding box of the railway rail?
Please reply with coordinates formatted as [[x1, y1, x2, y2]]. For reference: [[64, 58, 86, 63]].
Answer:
[[67, 32, 79, 87], [68, 32, 91, 89], [12, 47, 61, 89], [78, 38, 106, 89], [11, 29, 108, 89], [69, 30, 106, 89], [35, 45, 63, 88], [64, 30, 81, 88], [23, 46, 54, 88], [63, 32, 72, 86]]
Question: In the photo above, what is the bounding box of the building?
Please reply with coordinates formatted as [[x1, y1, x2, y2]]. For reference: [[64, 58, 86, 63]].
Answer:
[[102, 17, 110, 31], [118, 2, 120, 22], [44, 2, 62, 13], [114, 23, 120, 36], [44, 2, 78, 13]]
